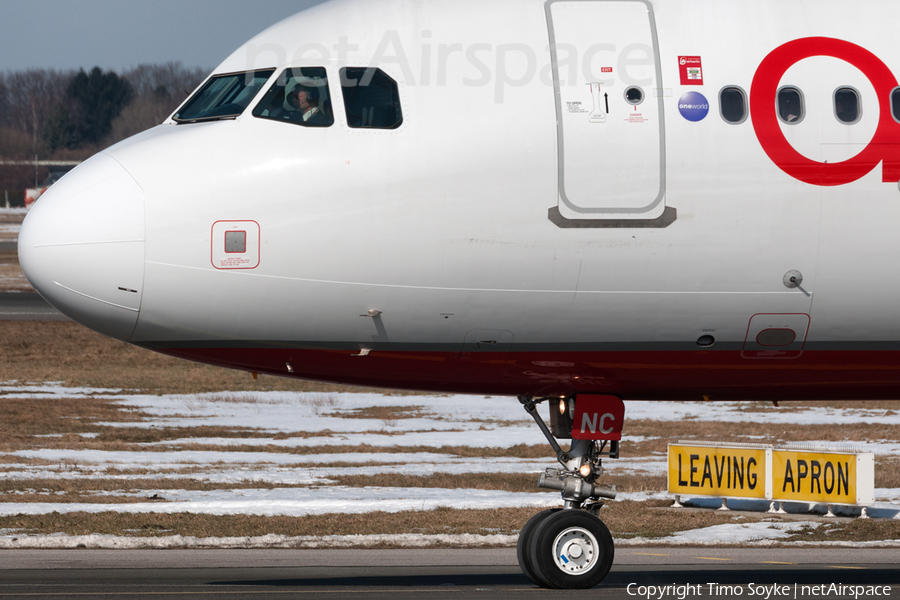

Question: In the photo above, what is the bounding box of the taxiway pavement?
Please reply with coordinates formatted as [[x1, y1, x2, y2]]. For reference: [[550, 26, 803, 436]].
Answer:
[[0, 547, 897, 599], [0, 292, 67, 321]]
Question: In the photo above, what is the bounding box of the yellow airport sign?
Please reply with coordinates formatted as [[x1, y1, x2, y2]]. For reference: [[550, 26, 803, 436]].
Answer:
[[772, 449, 874, 506], [668, 443, 875, 506], [668, 444, 770, 499]]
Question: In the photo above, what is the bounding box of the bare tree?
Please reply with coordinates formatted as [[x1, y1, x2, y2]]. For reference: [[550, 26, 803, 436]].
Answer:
[[0, 76, 10, 129], [2, 69, 73, 154], [105, 62, 207, 145], [1, 63, 209, 191], [123, 62, 207, 99], [106, 95, 176, 143]]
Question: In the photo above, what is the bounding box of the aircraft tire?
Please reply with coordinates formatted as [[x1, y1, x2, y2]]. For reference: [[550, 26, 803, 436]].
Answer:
[[516, 508, 560, 586], [529, 509, 614, 589]]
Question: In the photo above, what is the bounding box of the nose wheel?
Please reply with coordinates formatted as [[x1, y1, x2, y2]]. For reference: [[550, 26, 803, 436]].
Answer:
[[516, 508, 560, 585], [519, 509, 614, 589]]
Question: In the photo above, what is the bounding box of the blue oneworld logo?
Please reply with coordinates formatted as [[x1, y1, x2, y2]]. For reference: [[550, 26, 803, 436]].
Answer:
[[679, 91, 709, 122]]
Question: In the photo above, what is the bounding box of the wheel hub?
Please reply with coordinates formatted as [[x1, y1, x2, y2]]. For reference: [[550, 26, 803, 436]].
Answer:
[[553, 527, 599, 574], [566, 542, 584, 559]]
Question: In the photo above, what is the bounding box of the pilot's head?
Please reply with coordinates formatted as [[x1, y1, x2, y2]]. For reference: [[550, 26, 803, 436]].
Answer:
[[288, 85, 319, 110]]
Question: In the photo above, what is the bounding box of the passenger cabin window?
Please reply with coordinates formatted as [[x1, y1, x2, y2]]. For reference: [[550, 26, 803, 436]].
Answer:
[[340, 68, 403, 129], [834, 87, 861, 124], [892, 87, 900, 123], [174, 70, 274, 123], [720, 86, 747, 124], [252, 67, 334, 127], [777, 87, 804, 124]]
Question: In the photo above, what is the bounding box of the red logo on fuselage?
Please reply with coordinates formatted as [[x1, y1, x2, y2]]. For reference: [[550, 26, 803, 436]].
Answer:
[[751, 37, 900, 186]]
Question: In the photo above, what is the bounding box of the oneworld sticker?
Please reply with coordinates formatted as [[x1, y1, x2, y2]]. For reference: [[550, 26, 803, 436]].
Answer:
[[679, 91, 709, 122]]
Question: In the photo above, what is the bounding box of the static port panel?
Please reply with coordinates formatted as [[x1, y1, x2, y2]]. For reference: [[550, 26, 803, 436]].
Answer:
[[211, 221, 260, 270]]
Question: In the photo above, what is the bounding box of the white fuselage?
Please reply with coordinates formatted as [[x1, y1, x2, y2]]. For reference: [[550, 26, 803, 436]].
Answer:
[[18, 0, 900, 399]]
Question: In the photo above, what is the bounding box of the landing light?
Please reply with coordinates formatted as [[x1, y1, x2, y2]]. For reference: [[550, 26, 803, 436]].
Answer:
[[579, 463, 593, 478], [559, 398, 567, 415]]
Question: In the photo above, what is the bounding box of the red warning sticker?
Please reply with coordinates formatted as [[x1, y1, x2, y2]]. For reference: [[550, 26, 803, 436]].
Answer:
[[679, 56, 703, 85]]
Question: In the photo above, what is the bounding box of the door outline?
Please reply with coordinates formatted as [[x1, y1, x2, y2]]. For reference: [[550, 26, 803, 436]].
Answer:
[[545, 0, 670, 225]]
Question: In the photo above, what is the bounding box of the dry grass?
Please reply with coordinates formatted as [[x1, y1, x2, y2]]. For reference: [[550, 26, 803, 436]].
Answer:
[[178, 393, 266, 409], [0, 396, 151, 453], [93, 426, 273, 444], [0, 502, 752, 541], [0, 249, 32, 292], [326, 405, 434, 421], [0, 507, 537, 538], [330, 473, 539, 492], [82, 436, 553, 466], [0, 321, 409, 395], [782, 520, 900, 543], [329, 472, 667, 494], [297, 393, 341, 414], [0, 494, 169, 504], [0, 473, 571, 497], [875, 456, 900, 489], [0, 472, 665, 506], [625, 419, 900, 455], [735, 400, 900, 412], [274, 428, 464, 439], [0, 212, 23, 243], [1, 501, 897, 544], [0, 312, 897, 546], [0, 478, 300, 496]]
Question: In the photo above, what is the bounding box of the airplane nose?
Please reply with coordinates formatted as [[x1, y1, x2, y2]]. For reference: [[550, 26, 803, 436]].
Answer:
[[18, 153, 145, 341]]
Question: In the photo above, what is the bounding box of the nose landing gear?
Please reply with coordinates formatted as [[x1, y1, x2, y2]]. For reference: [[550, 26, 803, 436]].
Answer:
[[516, 395, 621, 589]]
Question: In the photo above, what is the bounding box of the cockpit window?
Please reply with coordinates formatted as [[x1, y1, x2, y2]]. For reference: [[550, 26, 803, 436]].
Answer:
[[252, 67, 334, 127], [173, 70, 275, 123], [340, 68, 403, 129]]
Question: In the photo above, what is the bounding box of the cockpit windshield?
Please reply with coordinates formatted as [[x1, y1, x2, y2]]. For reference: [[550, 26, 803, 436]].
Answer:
[[173, 70, 275, 123]]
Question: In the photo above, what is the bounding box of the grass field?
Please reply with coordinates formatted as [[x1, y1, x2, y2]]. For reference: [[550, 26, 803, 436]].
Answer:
[[0, 210, 24, 243], [0, 209, 30, 291], [2, 207, 899, 547], [1, 333, 899, 547]]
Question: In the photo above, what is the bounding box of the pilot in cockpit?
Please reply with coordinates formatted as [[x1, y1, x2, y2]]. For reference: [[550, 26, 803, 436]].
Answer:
[[286, 85, 330, 126], [252, 68, 335, 128]]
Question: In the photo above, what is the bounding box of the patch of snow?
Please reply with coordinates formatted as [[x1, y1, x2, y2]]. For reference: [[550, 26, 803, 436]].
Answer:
[[145, 429, 548, 449], [0, 208, 28, 216], [623, 521, 821, 545], [1, 383, 898, 547], [12, 449, 461, 466], [0, 532, 518, 549], [0, 487, 561, 517], [627, 400, 900, 427]]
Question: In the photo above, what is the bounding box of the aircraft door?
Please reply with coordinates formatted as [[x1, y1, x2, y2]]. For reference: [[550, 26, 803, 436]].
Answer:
[[547, 0, 667, 224]]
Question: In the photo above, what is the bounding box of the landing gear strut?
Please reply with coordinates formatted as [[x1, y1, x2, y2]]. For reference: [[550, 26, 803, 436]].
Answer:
[[516, 395, 620, 589]]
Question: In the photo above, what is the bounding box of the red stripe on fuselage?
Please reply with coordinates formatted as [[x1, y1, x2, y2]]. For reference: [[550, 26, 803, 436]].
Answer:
[[147, 346, 900, 401]]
